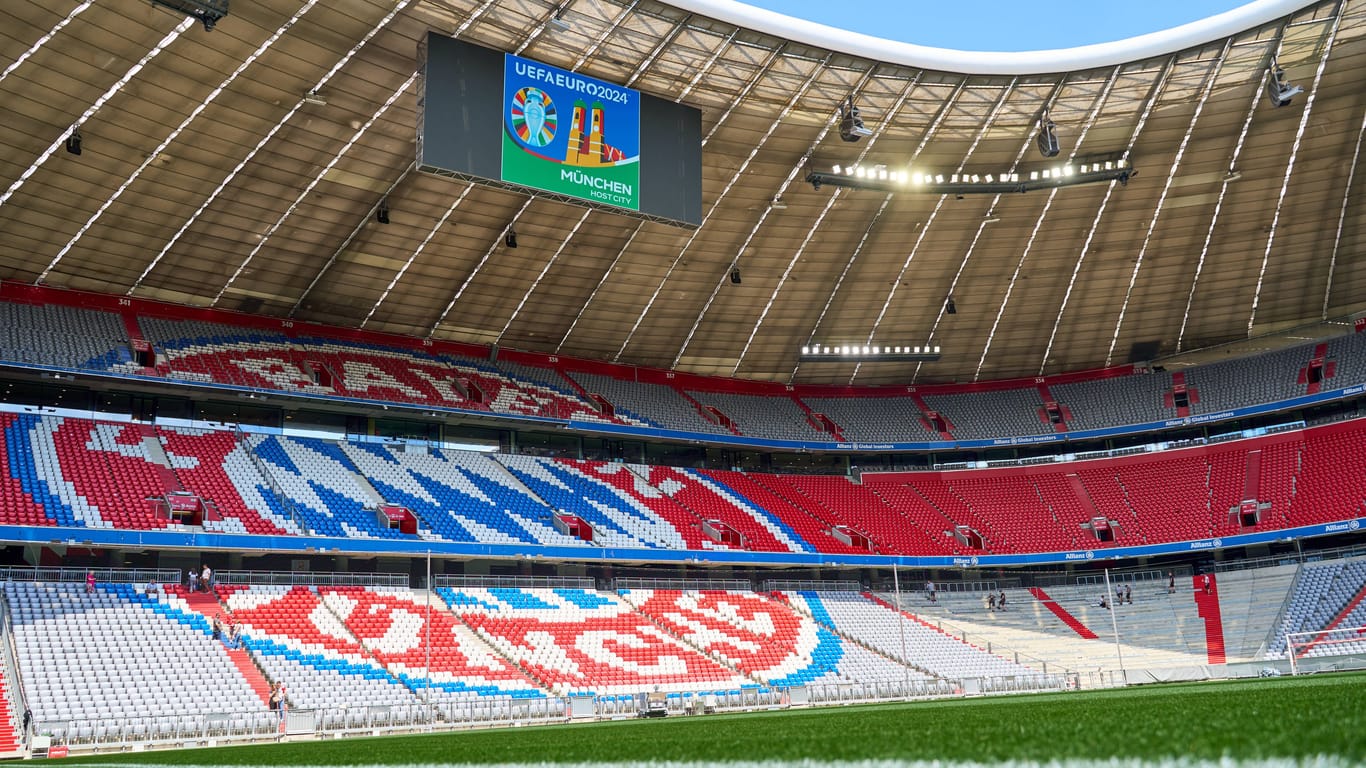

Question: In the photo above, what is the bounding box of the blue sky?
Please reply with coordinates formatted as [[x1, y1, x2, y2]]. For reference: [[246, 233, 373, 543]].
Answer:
[[739, 0, 1252, 51]]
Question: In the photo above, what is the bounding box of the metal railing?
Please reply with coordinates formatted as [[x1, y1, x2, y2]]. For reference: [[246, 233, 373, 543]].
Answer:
[[434, 575, 595, 590], [927, 580, 1000, 594], [615, 578, 751, 592], [0, 567, 180, 584], [31, 696, 570, 754], [762, 579, 863, 592], [214, 570, 408, 587], [1076, 569, 1168, 587]]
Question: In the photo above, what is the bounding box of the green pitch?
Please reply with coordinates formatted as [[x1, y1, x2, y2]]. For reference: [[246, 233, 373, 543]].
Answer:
[[57, 673, 1365, 766]]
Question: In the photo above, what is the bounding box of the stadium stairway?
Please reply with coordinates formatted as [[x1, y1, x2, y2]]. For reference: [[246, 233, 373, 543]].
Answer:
[[1193, 575, 1226, 664], [167, 586, 274, 706], [1028, 588, 1099, 639]]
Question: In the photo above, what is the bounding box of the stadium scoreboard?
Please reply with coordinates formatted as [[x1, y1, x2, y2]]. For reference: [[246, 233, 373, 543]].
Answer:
[[418, 33, 702, 228]]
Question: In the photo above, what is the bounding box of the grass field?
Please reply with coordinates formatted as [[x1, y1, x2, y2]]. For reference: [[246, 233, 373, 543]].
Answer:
[[58, 673, 1365, 766]]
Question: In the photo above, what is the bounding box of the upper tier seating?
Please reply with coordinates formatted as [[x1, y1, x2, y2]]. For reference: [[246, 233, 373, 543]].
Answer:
[[156, 426, 299, 536], [699, 470, 868, 554], [1, 293, 1362, 443], [9, 582, 266, 738], [921, 389, 1051, 440], [630, 465, 815, 552], [3, 415, 178, 530], [338, 442, 584, 546], [435, 353, 636, 425], [318, 586, 546, 699], [218, 584, 424, 712], [799, 396, 940, 443], [495, 455, 693, 549], [1049, 373, 1176, 431], [0, 302, 135, 372], [569, 372, 726, 434], [438, 586, 752, 696], [138, 318, 640, 426], [555, 460, 714, 549], [3, 410, 1364, 556], [621, 589, 926, 687], [1324, 331, 1366, 389], [1185, 345, 1316, 414], [0, 413, 58, 527], [686, 392, 827, 441], [246, 435, 403, 540], [799, 591, 1042, 682], [758, 473, 957, 556]]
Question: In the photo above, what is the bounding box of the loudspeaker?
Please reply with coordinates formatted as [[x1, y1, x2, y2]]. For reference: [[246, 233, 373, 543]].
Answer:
[[730, 268, 742, 285]]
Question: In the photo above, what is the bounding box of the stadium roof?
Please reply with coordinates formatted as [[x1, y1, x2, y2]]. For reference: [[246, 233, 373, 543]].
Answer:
[[1, 0, 1363, 386]]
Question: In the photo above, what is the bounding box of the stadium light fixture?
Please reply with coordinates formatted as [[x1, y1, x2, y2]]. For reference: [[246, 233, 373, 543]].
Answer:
[[1037, 109, 1060, 158], [303, 90, 327, 106], [838, 96, 872, 142], [799, 344, 941, 362], [376, 199, 390, 225], [1265, 61, 1303, 108], [505, 230, 517, 248], [64, 127, 81, 156], [807, 156, 1132, 196]]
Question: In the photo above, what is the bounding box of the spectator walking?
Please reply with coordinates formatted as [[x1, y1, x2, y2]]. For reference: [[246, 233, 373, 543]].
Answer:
[[997, 590, 1007, 611], [200, 564, 213, 593], [85, 571, 95, 594], [1203, 574, 1212, 594], [1124, 584, 1133, 604], [188, 569, 199, 593], [22, 707, 31, 740], [925, 580, 936, 603], [987, 593, 996, 611], [1168, 571, 1176, 594]]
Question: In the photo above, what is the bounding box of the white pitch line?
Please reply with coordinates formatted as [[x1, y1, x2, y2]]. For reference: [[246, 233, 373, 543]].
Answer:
[[65, 757, 1361, 768]]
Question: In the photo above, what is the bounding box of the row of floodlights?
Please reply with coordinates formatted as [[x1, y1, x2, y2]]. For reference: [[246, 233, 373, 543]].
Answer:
[[803, 345, 941, 356], [830, 158, 1130, 186]]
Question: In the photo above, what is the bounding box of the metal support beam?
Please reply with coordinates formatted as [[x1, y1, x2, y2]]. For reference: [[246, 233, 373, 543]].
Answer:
[[673, 63, 876, 369], [3, 17, 196, 216], [37, 0, 324, 285], [1103, 44, 1232, 367], [130, 0, 421, 295], [1248, 6, 1343, 335]]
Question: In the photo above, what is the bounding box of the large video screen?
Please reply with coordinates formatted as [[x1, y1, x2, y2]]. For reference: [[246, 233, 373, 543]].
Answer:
[[418, 33, 701, 228]]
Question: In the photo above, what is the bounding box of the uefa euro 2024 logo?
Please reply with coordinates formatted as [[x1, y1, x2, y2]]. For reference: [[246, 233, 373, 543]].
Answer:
[[511, 87, 556, 148]]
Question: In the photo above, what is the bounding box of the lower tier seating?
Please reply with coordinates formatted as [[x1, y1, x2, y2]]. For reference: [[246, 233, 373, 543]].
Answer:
[[8, 581, 266, 740], [804, 591, 1044, 682], [217, 584, 424, 711], [620, 589, 927, 687], [437, 586, 752, 696]]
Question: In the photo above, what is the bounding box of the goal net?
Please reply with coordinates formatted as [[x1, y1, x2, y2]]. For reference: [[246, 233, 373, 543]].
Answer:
[[1285, 625, 1366, 675]]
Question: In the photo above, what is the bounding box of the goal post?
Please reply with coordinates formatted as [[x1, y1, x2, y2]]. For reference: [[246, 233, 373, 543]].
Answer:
[[1286, 625, 1366, 676]]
